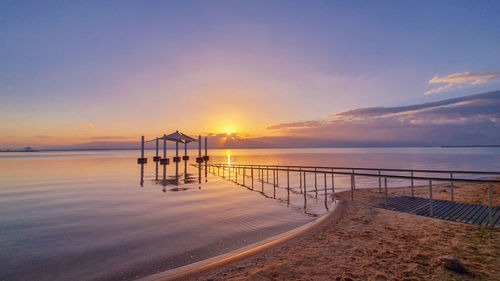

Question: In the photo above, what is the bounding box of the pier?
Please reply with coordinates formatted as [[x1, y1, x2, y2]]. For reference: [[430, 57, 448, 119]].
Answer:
[[206, 163, 500, 227]]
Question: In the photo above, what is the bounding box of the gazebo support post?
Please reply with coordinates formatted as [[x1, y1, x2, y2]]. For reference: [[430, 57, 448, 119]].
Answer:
[[198, 135, 201, 183]]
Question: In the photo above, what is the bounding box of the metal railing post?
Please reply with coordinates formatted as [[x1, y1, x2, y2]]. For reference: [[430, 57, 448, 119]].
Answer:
[[411, 171, 414, 197], [489, 183, 493, 226], [384, 176, 388, 208], [324, 173, 327, 208], [314, 168, 317, 191], [352, 169, 355, 190], [276, 166, 279, 187], [351, 173, 354, 201], [303, 171, 307, 209], [352, 170, 356, 191], [287, 168, 290, 202], [378, 170, 381, 193], [429, 180, 433, 216], [251, 167, 254, 190], [266, 166, 269, 183], [450, 172, 454, 202], [299, 168, 302, 193], [261, 168, 264, 192], [331, 168, 335, 193], [273, 168, 276, 198]]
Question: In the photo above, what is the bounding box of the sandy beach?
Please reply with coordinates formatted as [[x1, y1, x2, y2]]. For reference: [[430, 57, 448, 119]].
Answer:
[[177, 181, 500, 281]]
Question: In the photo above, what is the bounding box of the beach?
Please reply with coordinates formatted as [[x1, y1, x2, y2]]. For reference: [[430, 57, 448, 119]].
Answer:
[[179, 182, 500, 281]]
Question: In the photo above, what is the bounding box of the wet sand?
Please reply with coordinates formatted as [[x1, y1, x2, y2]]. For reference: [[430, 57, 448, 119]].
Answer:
[[177, 182, 500, 280]]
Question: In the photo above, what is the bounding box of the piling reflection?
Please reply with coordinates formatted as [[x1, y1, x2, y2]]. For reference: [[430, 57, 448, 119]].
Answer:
[[139, 161, 203, 192], [140, 163, 144, 187], [138, 162, 334, 216], [155, 160, 159, 181], [202, 164, 334, 216]]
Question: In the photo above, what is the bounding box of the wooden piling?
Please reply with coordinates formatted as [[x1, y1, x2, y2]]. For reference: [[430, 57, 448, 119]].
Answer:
[[204, 137, 208, 179], [163, 135, 167, 183], [184, 141, 187, 178], [198, 135, 201, 183]]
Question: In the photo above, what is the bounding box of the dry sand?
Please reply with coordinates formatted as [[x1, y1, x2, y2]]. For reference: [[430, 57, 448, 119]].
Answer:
[[177, 182, 500, 281]]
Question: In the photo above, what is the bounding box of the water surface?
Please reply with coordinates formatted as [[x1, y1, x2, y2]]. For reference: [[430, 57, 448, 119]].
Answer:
[[1, 147, 499, 280]]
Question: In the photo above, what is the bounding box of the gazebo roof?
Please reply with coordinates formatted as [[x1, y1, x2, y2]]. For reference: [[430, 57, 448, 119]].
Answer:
[[163, 131, 197, 143]]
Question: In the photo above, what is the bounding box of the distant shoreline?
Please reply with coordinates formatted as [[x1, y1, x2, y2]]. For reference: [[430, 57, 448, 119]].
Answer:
[[0, 149, 39, 152], [440, 145, 500, 148], [1, 145, 500, 152]]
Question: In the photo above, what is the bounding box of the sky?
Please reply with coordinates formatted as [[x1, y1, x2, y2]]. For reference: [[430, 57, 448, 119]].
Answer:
[[1, 0, 500, 149]]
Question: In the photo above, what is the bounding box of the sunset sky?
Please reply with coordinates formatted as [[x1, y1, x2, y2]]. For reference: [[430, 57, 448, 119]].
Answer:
[[1, 1, 500, 149]]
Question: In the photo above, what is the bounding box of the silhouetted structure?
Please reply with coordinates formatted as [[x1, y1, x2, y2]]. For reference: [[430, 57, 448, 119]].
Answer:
[[137, 131, 209, 186]]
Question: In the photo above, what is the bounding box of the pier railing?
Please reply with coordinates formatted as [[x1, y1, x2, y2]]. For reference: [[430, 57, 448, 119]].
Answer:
[[205, 163, 500, 226]]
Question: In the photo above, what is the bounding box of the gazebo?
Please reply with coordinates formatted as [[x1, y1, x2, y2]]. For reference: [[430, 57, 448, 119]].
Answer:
[[137, 131, 209, 184], [137, 130, 208, 164]]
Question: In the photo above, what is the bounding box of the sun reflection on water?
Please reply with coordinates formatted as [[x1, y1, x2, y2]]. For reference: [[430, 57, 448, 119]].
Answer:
[[226, 150, 231, 166]]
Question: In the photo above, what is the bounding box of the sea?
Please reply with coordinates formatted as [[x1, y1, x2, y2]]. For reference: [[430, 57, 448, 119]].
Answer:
[[1, 147, 500, 280]]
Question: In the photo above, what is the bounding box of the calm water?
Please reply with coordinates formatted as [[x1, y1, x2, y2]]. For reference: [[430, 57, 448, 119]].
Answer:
[[1, 147, 500, 280]]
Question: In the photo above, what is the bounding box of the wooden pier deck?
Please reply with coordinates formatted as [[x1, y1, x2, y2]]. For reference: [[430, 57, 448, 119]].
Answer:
[[375, 196, 500, 227]]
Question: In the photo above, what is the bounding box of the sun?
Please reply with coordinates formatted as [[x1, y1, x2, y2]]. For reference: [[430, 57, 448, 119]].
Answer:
[[226, 131, 231, 136]]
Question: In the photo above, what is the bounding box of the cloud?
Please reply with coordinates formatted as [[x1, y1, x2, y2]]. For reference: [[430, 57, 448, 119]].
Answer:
[[34, 135, 53, 139], [328, 92, 496, 120], [90, 136, 134, 140], [425, 71, 500, 95], [265, 90, 500, 147], [267, 121, 323, 130]]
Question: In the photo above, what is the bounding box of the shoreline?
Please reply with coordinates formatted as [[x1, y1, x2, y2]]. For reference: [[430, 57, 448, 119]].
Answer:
[[140, 200, 340, 281], [174, 182, 499, 280]]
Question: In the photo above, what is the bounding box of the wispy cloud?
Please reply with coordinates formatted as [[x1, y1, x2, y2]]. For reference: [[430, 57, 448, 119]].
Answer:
[[34, 135, 53, 139], [265, 91, 500, 147], [267, 121, 323, 130], [90, 136, 134, 140], [425, 71, 500, 95]]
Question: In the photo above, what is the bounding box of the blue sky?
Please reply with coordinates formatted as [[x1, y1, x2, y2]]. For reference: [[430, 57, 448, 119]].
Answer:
[[1, 0, 500, 148]]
